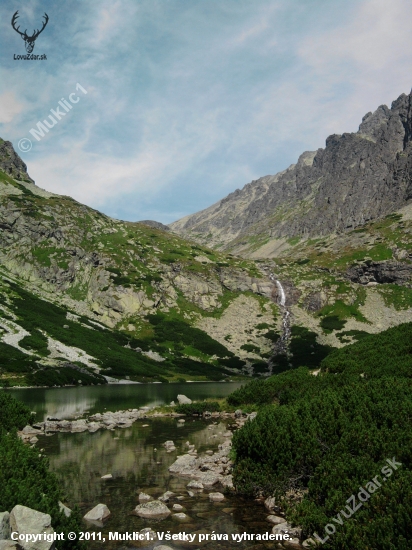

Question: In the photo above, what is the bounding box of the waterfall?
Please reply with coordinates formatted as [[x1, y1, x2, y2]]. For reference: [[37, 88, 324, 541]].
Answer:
[[269, 273, 291, 345], [274, 280, 286, 307], [269, 274, 286, 307]]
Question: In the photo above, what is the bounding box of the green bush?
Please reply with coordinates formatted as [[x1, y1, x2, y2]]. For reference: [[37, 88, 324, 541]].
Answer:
[[0, 392, 85, 550], [175, 401, 221, 415], [320, 315, 347, 331], [19, 329, 50, 356], [147, 314, 233, 358], [240, 343, 260, 353], [229, 322, 412, 550]]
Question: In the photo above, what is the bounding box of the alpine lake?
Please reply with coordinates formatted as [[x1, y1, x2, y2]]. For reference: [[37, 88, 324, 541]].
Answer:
[[11, 382, 281, 550]]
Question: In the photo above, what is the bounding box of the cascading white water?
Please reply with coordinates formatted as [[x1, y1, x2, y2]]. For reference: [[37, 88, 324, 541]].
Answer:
[[274, 280, 286, 307], [269, 273, 290, 343]]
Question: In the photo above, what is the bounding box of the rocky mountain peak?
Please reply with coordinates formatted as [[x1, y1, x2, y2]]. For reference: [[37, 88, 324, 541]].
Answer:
[[0, 139, 35, 184], [170, 89, 412, 256]]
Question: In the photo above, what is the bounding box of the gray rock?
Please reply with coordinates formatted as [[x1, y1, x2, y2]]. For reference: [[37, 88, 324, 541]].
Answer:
[[209, 492, 225, 502], [186, 480, 204, 490], [100, 474, 112, 480], [267, 514, 285, 525], [138, 493, 152, 502], [172, 512, 189, 521], [83, 504, 111, 525], [0, 512, 10, 540], [158, 491, 174, 502], [264, 496, 279, 512], [134, 501, 171, 518], [0, 541, 21, 550], [172, 504, 184, 511], [195, 472, 221, 487], [346, 260, 412, 286], [58, 502, 71, 518], [153, 546, 174, 550], [169, 454, 197, 476], [302, 539, 317, 548], [0, 141, 34, 183], [10, 506, 54, 550], [272, 522, 302, 539], [177, 395, 192, 405]]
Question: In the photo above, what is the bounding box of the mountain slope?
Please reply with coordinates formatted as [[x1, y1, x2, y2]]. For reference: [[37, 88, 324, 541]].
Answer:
[[0, 141, 283, 386], [171, 91, 412, 257]]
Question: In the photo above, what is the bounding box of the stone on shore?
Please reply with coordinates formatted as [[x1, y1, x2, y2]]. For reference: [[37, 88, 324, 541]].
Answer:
[[10, 505, 54, 550], [177, 395, 192, 405], [264, 496, 280, 513], [134, 501, 171, 518], [100, 474, 113, 480], [272, 522, 302, 539], [267, 514, 285, 525], [83, 504, 111, 525], [0, 512, 10, 540], [158, 491, 174, 502], [58, 502, 72, 518]]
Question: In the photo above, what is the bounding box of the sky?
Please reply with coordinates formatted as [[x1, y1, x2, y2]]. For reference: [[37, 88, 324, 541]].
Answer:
[[1, 0, 412, 224]]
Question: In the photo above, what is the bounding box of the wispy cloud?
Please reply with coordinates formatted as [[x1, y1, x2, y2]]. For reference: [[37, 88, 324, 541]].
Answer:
[[1, 0, 412, 223]]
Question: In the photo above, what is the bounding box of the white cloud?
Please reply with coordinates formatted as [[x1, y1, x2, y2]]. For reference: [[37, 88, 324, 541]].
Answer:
[[0, 92, 25, 124], [4, 0, 412, 224]]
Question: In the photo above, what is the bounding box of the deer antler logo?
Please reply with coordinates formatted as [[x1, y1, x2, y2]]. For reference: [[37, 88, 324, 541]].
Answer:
[[11, 11, 49, 53]]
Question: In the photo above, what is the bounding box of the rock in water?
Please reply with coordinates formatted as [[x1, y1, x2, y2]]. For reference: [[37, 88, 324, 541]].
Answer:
[[172, 512, 189, 521], [134, 501, 171, 519], [209, 492, 225, 501], [138, 493, 152, 502], [177, 394, 192, 404], [83, 503, 111, 526], [9, 506, 54, 550]]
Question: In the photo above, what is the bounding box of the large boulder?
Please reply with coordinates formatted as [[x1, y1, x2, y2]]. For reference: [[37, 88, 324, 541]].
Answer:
[[9, 506, 54, 550], [177, 395, 192, 405], [134, 501, 171, 519], [0, 512, 10, 540]]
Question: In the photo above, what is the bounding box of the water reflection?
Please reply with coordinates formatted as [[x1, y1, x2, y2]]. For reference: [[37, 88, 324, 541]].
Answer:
[[9, 382, 244, 421], [39, 418, 273, 549]]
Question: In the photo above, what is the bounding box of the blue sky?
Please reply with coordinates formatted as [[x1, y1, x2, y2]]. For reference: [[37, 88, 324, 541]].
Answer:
[[1, 0, 412, 224]]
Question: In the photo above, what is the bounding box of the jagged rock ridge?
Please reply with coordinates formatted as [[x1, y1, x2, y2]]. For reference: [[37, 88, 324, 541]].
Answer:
[[170, 91, 412, 254]]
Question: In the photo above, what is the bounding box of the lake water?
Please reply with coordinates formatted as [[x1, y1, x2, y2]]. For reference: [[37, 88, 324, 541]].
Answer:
[[10, 382, 245, 421], [11, 383, 281, 550]]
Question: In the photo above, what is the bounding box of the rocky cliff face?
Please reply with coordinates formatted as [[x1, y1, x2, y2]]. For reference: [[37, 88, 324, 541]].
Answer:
[[170, 91, 412, 255], [0, 139, 34, 184]]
